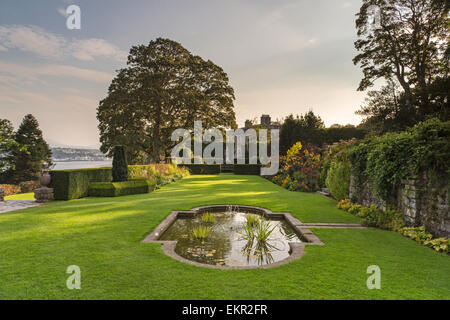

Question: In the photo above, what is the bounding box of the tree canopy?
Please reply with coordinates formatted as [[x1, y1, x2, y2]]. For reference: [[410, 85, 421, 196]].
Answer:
[[9, 114, 52, 183], [354, 0, 449, 131], [97, 38, 237, 164]]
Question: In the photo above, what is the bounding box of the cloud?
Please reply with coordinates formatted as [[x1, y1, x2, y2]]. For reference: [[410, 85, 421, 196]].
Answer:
[[70, 39, 128, 61], [0, 61, 114, 86], [0, 25, 65, 58], [342, 2, 352, 9], [57, 7, 68, 17], [0, 25, 127, 62]]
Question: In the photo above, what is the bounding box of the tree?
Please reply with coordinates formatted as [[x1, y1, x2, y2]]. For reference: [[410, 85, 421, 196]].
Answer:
[[11, 114, 52, 182], [97, 38, 237, 164], [0, 119, 23, 182], [279, 110, 325, 154], [356, 80, 416, 132], [354, 0, 449, 127], [112, 146, 128, 182]]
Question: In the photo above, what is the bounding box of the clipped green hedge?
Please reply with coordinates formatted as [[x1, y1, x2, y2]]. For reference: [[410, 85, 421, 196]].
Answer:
[[50, 168, 112, 200], [233, 164, 261, 175], [180, 164, 221, 174], [88, 179, 156, 197]]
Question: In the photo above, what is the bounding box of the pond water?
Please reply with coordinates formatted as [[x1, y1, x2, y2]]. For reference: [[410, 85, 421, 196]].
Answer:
[[159, 211, 302, 267]]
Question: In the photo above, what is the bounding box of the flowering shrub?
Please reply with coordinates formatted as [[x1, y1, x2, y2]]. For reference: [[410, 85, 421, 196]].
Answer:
[[337, 200, 448, 253], [399, 226, 449, 253], [270, 142, 322, 192], [337, 199, 405, 231], [0, 184, 22, 196]]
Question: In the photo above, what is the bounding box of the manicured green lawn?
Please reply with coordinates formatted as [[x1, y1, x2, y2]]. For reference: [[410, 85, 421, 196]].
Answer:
[[0, 174, 448, 299], [5, 193, 34, 200]]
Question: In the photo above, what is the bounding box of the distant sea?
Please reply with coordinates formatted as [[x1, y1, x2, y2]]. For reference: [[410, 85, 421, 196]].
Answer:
[[53, 160, 113, 170]]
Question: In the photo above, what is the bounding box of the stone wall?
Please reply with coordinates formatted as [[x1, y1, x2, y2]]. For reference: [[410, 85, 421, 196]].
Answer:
[[350, 172, 449, 238]]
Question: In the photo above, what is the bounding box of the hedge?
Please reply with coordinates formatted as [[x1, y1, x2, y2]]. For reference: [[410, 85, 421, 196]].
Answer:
[[233, 164, 261, 175], [88, 179, 156, 197], [50, 164, 189, 200], [180, 164, 221, 174], [50, 168, 112, 200]]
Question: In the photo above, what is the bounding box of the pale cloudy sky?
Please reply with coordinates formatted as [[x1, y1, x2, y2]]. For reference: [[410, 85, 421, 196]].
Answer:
[[0, 0, 367, 148]]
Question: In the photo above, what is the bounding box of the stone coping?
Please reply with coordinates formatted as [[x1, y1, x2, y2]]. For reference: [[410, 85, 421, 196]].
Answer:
[[142, 205, 336, 269]]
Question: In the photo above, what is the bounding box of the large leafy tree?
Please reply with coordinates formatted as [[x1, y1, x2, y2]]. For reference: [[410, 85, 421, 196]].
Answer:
[[11, 114, 52, 182], [353, 0, 449, 129], [97, 38, 237, 163], [0, 119, 22, 182]]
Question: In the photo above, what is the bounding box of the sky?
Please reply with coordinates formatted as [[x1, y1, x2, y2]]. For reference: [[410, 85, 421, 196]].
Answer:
[[0, 0, 368, 148]]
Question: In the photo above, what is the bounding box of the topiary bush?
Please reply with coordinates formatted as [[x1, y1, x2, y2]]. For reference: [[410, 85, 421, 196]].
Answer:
[[50, 168, 112, 200], [88, 179, 156, 197], [112, 146, 128, 182]]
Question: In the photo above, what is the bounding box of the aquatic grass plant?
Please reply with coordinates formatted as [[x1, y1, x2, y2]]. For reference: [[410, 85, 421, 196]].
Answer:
[[239, 223, 256, 241], [202, 212, 215, 223], [254, 217, 277, 243], [192, 225, 212, 239], [246, 214, 260, 227], [239, 215, 277, 244]]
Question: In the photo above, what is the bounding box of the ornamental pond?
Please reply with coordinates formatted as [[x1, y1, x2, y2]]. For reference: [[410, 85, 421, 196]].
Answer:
[[158, 207, 303, 267]]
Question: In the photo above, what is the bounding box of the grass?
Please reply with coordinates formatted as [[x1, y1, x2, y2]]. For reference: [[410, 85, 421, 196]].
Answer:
[[5, 193, 35, 200], [0, 174, 448, 299]]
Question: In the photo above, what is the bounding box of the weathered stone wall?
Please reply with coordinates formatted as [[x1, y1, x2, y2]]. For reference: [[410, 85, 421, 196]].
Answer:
[[350, 172, 449, 238]]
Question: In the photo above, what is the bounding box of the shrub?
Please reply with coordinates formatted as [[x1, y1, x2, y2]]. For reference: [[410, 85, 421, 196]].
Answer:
[[233, 164, 261, 175], [399, 226, 449, 253], [0, 184, 21, 196], [112, 146, 128, 182], [336, 200, 404, 231], [180, 164, 221, 174], [50, 168, 112, 200], [348, 203, 363, 215], [88, 179, 156, 197], [326, 160, 351, 201], [19, 180, 40, 193], [129, 164, 189, 183], [270, 144, 322, 192]]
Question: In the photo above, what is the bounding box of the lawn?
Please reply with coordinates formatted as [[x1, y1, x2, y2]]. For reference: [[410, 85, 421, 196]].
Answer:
[[0, 174, 448, 299]]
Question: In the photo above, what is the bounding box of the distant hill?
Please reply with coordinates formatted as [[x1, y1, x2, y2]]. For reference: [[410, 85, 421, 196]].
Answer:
[[52, 148, 110, 162]]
